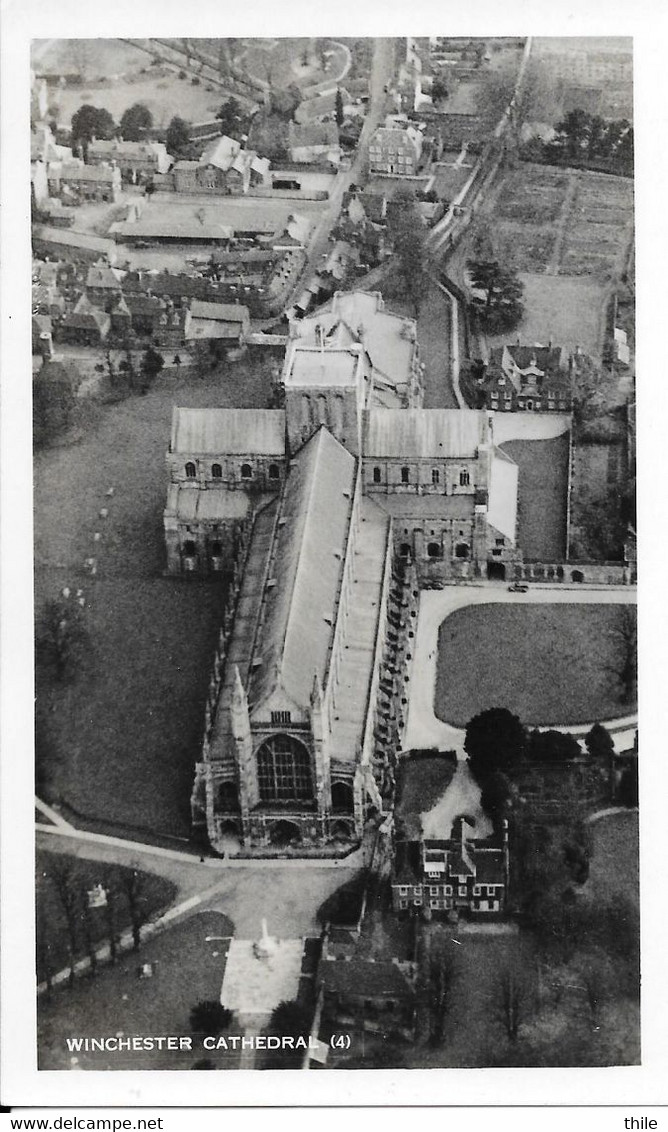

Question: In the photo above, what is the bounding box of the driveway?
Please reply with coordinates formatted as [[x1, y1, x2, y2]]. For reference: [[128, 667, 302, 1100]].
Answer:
[[404, 583, 638, 756]]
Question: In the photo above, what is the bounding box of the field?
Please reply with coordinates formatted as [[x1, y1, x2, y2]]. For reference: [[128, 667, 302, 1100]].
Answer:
[[36, 851, 177, 982], [34, 357, 276, 838], [586, 810, 639, 909], [240, 37, 349, 91], [434, 603, 637, 728], [500, 433, 569, 561], [37, 911, 235, 1070]]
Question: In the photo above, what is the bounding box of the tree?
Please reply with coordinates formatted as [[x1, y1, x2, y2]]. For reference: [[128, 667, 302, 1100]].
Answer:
[[467, 259, 524, 333], [166, 116, 191, 155], [33, 362, 77, 447], [140, 346, 165, 391], [618, 763, 638, 808], [585, 722, 615, 761], [528, 729, 581, 763], [387, 192, 430, 317], [579, 952, 611, 1031], [119, 867, 148, 950], [497, 966, 530, 1042], [479, 770, 514, 829], [190, 1000, 233, 1034], [265, 999, 312, 1068], [79, 885, 98, 975], [99, 869, 120, 964], [335, 87, 344, 128], [120, 103, 153, 141], [270, 84, 302, 119], [464, 708, 527, 781], [554, 108, 591, 160], [216, 97, 246, 140], [609, 606, 637, 705], [71, 104, 116, 147], [48, 859, 79, 987], [35, 705, 63, 801], [428, 949, 458, 1044], [39, 596, 89, 682]]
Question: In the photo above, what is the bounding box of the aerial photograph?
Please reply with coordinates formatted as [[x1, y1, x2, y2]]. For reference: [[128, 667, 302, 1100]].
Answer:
[[31, 34, 637, 1072]]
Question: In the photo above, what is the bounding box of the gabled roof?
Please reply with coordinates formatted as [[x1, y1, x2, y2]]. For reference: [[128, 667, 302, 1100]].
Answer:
[[32, 225, 115, 255], [86, 262, 121, 290], [248, 427, 356, 712], [201, 134, 241, 171], [320, 957, 414, 1001], [171, 407, 286, 456], [59, 162, 119, 183], [364, 408, 490, 459], [189, 300, 249, 322]]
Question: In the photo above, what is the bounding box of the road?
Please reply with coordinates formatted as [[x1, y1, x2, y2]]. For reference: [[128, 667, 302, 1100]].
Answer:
[[284, 38, 397, 310], [405, 582, 638, 756]]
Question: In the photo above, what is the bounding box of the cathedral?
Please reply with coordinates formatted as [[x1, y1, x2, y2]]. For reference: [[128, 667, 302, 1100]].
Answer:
[[164, 292, 521, 854]]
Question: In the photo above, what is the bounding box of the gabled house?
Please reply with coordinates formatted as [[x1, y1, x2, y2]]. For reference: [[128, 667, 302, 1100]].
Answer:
[[58, 293, 111, 347], [88, 138, 172, 182], [479, 343, 574, 413], [85, 261, 122, 309], [368, 123, 423, 176], [392, 818, 509, 918], [172, 135, 270, 196]]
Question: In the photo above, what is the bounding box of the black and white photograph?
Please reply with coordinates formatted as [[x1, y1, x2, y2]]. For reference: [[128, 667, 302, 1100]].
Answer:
[[1, 0, 666, 1117]]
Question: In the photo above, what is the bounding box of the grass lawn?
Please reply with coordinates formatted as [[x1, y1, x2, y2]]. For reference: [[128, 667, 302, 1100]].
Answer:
[[586, 810, 639, 910], [488, 272, 607, 360], [34, 358, 275, 838], [394, 754, 456, 840], [36, 851, 177, 983], [499, 433, 569, 562], [37, 911, 236, 1070], [434, 603, 637, 728]]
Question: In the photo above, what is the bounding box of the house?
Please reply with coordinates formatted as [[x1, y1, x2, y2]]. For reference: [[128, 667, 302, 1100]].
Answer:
[[54, 161, 122, 203], [288, 122, 342, 166], [317, 938, 417, 1041], [32, 225, 117, 265], [58, 293, 111, 347], [478, 343, 574, 413], [368, 123, 423, 176], [391, 818, 509, 918], [184, 300, 251, 348], [88, 139, 172, 182], [85, 261, 122, 308], [172, 136, 270, 195]]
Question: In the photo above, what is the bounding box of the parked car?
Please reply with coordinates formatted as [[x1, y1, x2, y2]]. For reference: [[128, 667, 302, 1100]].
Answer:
[[508, 582, 528, 593]]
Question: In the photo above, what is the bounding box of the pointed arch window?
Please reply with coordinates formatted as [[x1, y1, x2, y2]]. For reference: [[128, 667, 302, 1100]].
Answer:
[[185, 461, 196, 479], [257, 734, 313, 802]]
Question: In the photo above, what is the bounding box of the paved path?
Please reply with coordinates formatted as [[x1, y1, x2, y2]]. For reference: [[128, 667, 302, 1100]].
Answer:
[[404, 583, 637, 756]]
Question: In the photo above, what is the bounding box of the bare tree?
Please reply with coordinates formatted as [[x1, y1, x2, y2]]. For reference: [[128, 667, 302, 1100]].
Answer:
[[119, 865, 148, 951], [48, 859, 79, 987], [610, 607, 637, 705], [79, 885, 98, 975], [100, 869, 121, 964], [429, 949, 458, 1044], [36, 904, 54, 995], [498, 966, 530, 1042], [579, 954, 610, 1031]]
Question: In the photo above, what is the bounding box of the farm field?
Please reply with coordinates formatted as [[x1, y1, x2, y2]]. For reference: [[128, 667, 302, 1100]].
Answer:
[[434, 603, 637, 728], [34, 358, 275, 838], [530, 37, 633, 123]]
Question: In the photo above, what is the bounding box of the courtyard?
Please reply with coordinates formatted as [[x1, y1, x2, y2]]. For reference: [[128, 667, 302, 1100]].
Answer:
[[499, 432, 569, 561], [434, 602, 637, 728], [34, 356, 275, 838]]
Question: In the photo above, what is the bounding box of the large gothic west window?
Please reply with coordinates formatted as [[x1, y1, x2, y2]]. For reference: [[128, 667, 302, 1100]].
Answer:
[[256, 735, 313, 802]]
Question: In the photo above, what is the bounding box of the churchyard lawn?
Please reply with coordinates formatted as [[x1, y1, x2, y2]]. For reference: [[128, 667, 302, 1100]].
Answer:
[[37, 910, 235, 1071], [34, 355, 275, 838], [499, 433, 569, 561], [434, 603, 637, 728]]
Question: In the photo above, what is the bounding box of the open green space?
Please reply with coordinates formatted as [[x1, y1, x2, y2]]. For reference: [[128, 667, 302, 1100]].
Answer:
[[499, 433, 569, 562], [241, 37, 348, 91], [36, 851, 177, 983], [34, 358, 275, 838], [434, 603, 637, 728], [586, 810, 639, 910], [37, 911, 235, 1070]]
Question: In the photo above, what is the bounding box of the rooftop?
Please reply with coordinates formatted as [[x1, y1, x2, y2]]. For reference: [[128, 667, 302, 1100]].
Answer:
[[286, 346, 362, 389], [170, 407, 286, 456], [189, 300, 249, 322], [364, 408, 490, 459]]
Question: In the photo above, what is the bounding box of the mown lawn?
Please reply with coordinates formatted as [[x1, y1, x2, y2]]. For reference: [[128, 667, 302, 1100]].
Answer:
[[434, 603, 637, 728], [36, 851, 178, 983], [34, 357, 274, 837], [37, 911, 235, 1071], [586, 810, 639, 910], [500, 433, 570, 562]]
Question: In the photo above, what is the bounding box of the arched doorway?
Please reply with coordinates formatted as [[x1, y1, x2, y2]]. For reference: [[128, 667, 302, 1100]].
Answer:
[[269, 820, 302, 847], [571, 570, 584, 583], [331, 780, 354, 813], [217, 781, 239, 811], [487, 561, 506, 580]]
